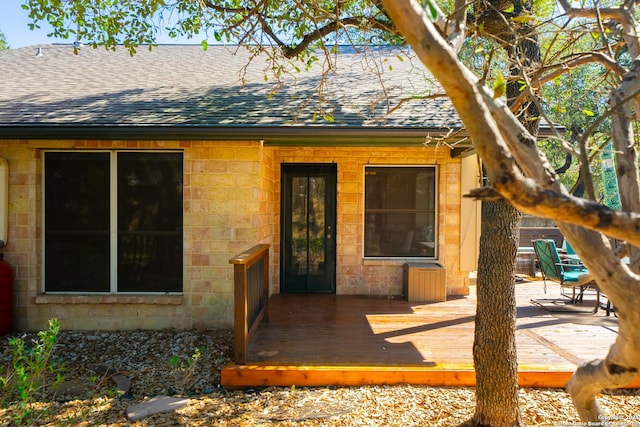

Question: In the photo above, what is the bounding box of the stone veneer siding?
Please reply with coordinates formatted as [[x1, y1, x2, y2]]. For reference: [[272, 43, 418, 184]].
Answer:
[[271, 146, 468, 297], [0, 139, 468, 332]]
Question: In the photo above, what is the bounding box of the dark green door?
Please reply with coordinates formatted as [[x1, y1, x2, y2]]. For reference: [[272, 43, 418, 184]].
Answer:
[[281, 164, 336, 293]]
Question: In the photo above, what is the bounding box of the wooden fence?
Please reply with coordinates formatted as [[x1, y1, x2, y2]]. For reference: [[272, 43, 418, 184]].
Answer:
[[229, 244, 270, 364]]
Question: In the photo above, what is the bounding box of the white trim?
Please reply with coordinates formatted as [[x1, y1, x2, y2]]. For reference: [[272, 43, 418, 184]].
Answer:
[[110, 152, 118, 293]]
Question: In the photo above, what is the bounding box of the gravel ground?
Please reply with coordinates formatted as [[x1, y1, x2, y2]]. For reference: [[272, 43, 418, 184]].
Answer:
[[1, 329, 639, 426]]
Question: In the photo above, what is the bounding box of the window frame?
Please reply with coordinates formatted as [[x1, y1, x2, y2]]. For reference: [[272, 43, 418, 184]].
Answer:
[[42, 150, 184, 294], [363, 164, 438, 260]]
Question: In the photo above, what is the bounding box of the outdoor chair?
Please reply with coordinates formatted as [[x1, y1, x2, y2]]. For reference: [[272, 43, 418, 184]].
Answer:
[[532, 239, 601, 313], [562, 238, 615, 316], [561, 239, 577, 256]]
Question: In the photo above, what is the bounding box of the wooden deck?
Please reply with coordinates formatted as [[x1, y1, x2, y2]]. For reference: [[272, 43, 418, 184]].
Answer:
[[222, 280, 640, 389]]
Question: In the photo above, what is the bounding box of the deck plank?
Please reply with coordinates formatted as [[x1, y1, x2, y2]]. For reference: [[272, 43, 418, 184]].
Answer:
[[222, 281, 629, 389]]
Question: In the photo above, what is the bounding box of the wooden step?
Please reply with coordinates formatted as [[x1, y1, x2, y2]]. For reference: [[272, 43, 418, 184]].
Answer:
[[222, 363, 640, 390]]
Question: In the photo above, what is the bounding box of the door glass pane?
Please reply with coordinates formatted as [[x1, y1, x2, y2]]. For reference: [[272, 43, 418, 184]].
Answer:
[[44, 152, 110, 292], [291, 177, 308, 274], [308, 176, 325, 274], [117, 152, 183, 292], [282, 164, 336, 293]]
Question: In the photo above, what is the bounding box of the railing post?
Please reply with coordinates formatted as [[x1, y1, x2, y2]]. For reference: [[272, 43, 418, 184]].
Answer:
[[229, 244, 270, 365], [232, 262, 249, 364]]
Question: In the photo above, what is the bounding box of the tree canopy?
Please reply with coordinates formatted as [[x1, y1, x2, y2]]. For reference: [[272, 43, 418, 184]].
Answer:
[[0, 30, 8, 51]]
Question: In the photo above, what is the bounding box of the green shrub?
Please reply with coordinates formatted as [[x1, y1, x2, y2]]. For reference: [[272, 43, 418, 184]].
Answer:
[[1, 319, 64, 425], [167, 345, 205, 393]]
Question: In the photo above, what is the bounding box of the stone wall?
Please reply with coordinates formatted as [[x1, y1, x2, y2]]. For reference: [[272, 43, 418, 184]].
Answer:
[[272, 146, 469, 297], [0, 139, 470, 332]]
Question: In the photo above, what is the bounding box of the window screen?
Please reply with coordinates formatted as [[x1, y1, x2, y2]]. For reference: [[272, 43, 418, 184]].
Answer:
[[364, 166, 437, 258], [44, 151, 183, 293]]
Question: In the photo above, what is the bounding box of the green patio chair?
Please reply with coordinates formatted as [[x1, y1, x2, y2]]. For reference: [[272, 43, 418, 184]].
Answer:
[[532, 239, 601, 312], [562, 238, 615, 316], [562, 239, 576, 255]]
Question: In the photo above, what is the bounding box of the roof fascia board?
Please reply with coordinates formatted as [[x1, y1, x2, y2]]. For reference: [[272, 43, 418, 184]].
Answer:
[[0, 125, 469, 147], [0, 123, 559, 154]]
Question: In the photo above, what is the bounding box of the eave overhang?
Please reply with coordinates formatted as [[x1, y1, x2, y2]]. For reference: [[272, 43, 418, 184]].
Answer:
[[0, 123, 561, 159], [0, 123, 473, 149]]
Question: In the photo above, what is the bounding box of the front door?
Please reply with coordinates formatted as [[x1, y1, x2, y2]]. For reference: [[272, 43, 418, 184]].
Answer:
[[281, 164, 336, 293]]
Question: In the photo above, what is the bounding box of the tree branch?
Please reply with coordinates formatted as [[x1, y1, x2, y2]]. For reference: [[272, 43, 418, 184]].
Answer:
[[558, 0, 640, 58], [280, 16, 395, 58], [534, 51, 627, 87], [380, 0, 640, 247], [446, 0, 469, 52], [557, 0, 631, 21]]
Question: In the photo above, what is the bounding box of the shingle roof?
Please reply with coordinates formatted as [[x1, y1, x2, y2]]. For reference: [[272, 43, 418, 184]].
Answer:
[[0, 44, 474, 147], [1, 44, 461, 123]]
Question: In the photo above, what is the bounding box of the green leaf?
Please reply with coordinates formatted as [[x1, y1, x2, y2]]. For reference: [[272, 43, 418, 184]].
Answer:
[[214, 31, 222, 42], [424, 0, 439, 22], [201, 39, 208, 51], [518, 80, 527, 92], [322, 115, 335, 122], [582, 109, 595, 116], [493, 72, 506, 99]]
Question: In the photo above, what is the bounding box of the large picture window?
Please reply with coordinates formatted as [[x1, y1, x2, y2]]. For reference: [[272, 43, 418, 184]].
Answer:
[[364, 166, 437, 258], [44, 151, 183, 293]]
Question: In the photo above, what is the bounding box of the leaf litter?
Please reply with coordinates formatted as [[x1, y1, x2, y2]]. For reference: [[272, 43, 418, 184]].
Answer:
[[1, 329, 639, 426]]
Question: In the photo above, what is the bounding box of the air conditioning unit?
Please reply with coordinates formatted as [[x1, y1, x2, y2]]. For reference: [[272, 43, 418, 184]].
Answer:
[[403, 262, 447, 302]]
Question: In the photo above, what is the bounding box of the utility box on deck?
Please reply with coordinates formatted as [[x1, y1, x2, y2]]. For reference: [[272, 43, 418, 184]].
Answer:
[[403, 262, 447, 302]]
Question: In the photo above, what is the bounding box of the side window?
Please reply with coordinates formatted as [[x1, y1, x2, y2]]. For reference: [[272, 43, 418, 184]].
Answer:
[[364, 166, 437, 258], [44, 151, 183, 293]]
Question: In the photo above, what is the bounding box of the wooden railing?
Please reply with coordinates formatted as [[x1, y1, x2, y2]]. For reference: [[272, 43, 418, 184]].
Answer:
[[229, 244, 270, 364]]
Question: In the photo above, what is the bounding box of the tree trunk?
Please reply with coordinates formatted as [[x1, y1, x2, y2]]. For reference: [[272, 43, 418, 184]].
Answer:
[[473, 3, 539, 425], [380, 1, 640, 422], [473, 200, 522, 427]]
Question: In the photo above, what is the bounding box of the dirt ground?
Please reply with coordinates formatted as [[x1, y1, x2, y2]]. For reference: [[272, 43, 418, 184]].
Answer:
[[1, 329, 639, 426]]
